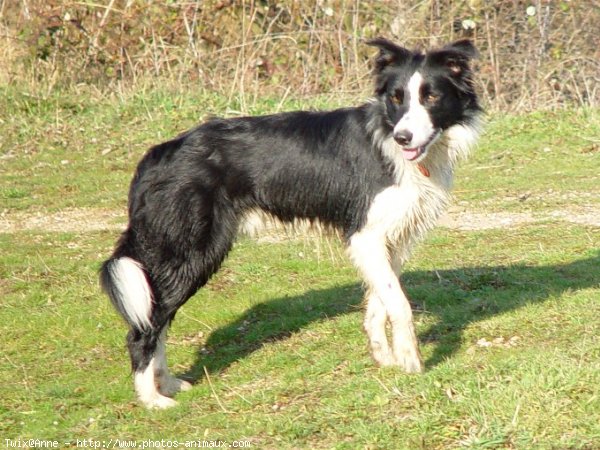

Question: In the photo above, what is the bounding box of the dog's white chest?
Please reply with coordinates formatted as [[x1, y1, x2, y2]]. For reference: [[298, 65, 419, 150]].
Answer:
[[363, 169, 451, 260]]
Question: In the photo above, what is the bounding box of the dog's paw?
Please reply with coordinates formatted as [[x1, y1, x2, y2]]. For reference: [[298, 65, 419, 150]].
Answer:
[[368, 337, 397, 367], [372, 349, 397, 367], [140, 393, 178, 409], [178, 379, 193, 392], [158, 376, 193, 397], [394, 348, 423, 373]]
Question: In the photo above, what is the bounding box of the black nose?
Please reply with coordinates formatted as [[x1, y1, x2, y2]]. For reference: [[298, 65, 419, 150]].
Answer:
[[394, 130, 413, 146]]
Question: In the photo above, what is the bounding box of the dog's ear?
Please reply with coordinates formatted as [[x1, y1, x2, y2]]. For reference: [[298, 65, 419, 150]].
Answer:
[[430, 39, 478, 78], [367, 38, 412, 72], [443, 39, 478, 59]]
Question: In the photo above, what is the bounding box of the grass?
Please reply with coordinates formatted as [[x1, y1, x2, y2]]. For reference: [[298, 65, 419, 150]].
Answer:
[[458, 109, 600, 212], [1, 86, 599, 449]]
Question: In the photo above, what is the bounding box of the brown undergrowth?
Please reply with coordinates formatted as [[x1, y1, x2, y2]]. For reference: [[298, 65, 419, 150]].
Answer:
[[1, 0, 598, 111]]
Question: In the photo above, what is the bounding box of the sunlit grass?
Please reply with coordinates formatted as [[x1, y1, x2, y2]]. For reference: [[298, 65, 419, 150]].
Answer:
[[1, 89, 598, 448]]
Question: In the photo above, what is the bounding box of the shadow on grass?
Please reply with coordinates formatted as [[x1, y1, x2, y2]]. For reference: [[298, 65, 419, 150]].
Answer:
[[413, 252, 600, 369], [183, 252, 599, 382], [182, 283, 364, 382]]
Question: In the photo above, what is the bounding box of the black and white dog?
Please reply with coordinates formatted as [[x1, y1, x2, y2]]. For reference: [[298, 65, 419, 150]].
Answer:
[[101, 38, 482, 408]]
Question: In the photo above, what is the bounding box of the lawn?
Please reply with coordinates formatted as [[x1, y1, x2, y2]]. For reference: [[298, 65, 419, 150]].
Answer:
[[0, 88, 599, 449]]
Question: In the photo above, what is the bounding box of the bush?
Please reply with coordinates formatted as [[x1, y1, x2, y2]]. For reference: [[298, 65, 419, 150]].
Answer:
[[1, 0, 598, 110]]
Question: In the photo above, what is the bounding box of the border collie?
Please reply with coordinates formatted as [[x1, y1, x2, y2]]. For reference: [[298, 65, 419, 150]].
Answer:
[[101, 38, 483, 408]]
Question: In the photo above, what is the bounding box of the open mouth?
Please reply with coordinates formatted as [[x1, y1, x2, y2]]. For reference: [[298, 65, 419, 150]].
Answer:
[[401, 147, 425, 161], [401, 130, 441, 162]]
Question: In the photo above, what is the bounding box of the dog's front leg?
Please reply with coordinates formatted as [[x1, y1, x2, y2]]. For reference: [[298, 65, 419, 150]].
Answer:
[[363, 290, 395, 366], [349, 231, 423, 373]]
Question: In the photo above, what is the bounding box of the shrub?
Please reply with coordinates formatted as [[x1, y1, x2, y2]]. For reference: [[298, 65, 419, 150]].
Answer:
[[1, 0, 597, 110]]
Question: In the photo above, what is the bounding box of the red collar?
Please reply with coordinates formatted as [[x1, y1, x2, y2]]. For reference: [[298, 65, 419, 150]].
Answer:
[[417, 163, 430, 177]]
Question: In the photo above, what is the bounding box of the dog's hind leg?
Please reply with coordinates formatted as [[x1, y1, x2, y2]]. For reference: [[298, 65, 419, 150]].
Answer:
[[121, 260, 205, 409], [128, 251, 229, 409], [103, 183, 241, 408], [154, 324, 192, 397], [101, 256, 179, 408], [128, 324, 179, 409], [129, 295, 198, 408], [132, 208, 238, 407]]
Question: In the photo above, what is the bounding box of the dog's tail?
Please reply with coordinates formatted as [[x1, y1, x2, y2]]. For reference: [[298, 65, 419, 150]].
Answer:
[[100, 256, 153, 331]]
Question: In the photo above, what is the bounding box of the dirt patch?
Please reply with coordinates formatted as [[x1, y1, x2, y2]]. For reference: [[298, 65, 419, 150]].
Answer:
[[438, 208, 538, 231], [1, 205, 599, 235], [547, 206, 600, 227], [439, 205, 600, 229], [0, 208, 127, 234]]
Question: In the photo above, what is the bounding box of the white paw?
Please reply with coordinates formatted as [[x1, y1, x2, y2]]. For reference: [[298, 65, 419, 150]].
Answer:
[[178, 379, 193, 392], [158, 376, 193, 397], [141, 393, 178, 409], [394, 348, 423, 373], [371, 346, 397, 367]]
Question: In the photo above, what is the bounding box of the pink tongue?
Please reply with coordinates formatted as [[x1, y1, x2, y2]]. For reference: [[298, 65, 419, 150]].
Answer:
[[402, 148, 421, 161]]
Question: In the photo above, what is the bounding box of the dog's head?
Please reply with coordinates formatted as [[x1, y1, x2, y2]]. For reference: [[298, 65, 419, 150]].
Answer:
[[368, 38, 481, 163]]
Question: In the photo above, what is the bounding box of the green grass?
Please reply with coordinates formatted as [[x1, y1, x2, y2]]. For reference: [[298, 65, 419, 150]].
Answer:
[[458, 109, 600, 211], [1, 87, 599, 449]]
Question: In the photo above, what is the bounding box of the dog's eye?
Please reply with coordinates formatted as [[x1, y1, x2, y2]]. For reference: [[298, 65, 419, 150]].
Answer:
[[391, 90, 404, 105], [425, 93, 440, 105]]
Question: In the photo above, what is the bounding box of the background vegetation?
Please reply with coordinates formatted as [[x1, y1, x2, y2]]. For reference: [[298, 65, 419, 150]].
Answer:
[[1, 0, 599, 111]]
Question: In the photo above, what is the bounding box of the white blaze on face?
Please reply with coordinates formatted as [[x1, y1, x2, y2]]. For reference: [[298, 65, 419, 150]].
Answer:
[[393, 72, 437, 153]]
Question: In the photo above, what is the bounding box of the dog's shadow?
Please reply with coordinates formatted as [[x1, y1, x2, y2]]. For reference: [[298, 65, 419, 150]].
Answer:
[[182, 252, 599, 382], [182, 283, 364, 382]]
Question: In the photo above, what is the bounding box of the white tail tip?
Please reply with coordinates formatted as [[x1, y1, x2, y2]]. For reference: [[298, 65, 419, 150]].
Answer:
[[111, 257, 153, 330]]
